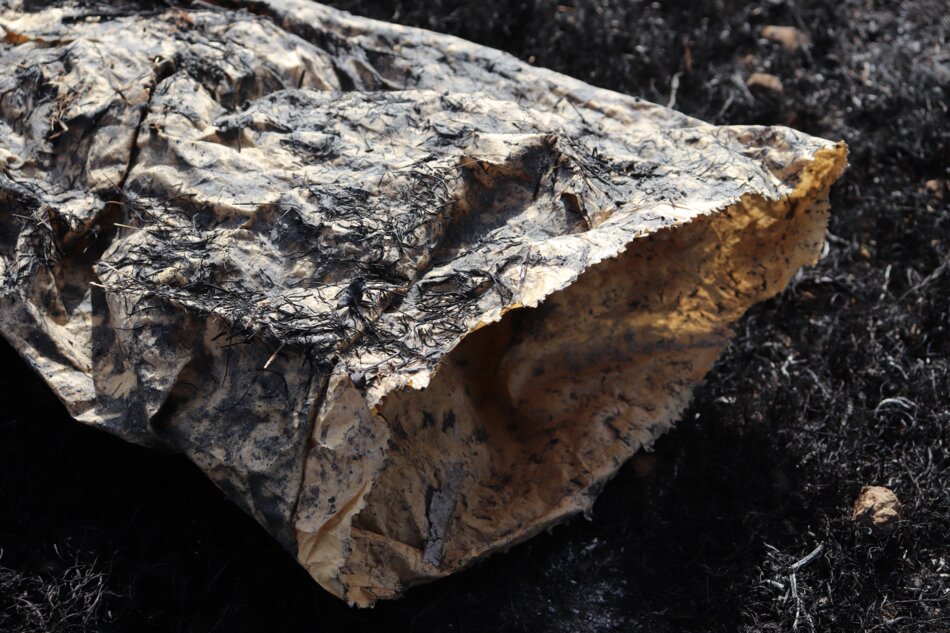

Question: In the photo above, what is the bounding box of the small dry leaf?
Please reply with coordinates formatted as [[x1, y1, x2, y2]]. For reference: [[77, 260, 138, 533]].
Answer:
[[747, 72, 784, 94], [761, 25, 809, 52], [852, 485, 902, 533]]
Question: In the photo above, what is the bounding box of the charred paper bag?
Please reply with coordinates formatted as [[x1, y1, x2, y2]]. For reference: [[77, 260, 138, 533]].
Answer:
[[0, 0, 846, 605]]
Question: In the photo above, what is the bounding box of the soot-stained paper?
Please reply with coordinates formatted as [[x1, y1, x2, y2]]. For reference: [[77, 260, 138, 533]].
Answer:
[[0, 0, 846, 605]]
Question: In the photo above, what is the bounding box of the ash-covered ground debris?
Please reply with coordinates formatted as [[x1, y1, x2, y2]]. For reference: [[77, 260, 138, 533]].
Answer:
[[0, 0, 948, 632]]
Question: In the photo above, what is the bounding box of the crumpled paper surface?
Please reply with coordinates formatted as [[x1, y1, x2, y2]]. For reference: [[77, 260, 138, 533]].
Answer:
[[0, 0, 846, 605]]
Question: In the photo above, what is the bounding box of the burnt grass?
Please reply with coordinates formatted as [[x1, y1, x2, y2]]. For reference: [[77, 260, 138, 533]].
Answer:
[[1, 0, 948, 631]]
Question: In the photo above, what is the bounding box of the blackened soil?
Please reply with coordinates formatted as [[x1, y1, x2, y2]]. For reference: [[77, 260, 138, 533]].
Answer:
[[1, 0, 948, 631]]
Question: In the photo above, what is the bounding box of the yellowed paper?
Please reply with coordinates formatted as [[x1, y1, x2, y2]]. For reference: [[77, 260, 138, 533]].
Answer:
[[0, 0, 846, 605]]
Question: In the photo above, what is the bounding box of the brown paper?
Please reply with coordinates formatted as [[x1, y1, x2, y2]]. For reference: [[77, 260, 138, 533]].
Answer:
[[0, 0, 846, 605]]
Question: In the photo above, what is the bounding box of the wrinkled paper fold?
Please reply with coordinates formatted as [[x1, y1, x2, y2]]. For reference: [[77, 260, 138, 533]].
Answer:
[[0, 0, 846, 605]]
